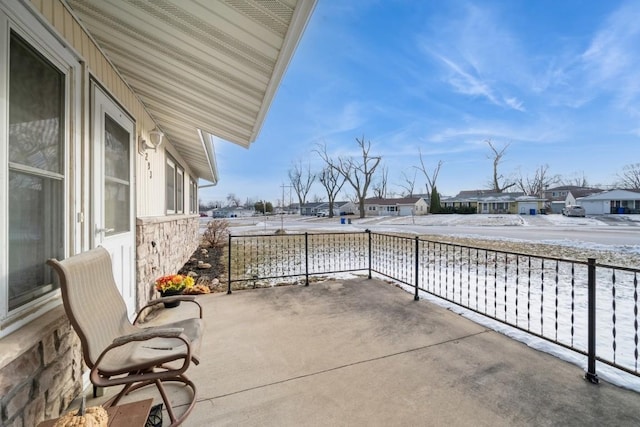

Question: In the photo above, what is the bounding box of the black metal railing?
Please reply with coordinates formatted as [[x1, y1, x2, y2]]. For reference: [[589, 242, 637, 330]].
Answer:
[[228, 230, 640, 381]]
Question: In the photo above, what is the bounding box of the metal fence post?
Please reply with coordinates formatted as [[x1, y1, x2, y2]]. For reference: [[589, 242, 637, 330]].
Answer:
[[585, 257, 599, 383], [227, 234, 232, 294], [414, 236, 420, 301], [305, 232, 309, 286], [367, 229, 372, 279]]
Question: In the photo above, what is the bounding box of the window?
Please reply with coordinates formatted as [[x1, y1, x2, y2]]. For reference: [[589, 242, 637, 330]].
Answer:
[[8, 32, 64, 311], [1, 21, 75, 325], [189, 177, 197, 214], [104, 115, 130, 234], [176, 167, 184, 213], [165, 156, 184, 214], [166, 159, 175, 213]]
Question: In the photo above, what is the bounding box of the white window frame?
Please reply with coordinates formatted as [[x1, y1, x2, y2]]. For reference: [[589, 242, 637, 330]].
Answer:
[[0, 2, 81, 336], [189, 176, 197, 214], [165, 155, 184, 215], [176, 167, 184, 214], [166, 157, 176, 214]]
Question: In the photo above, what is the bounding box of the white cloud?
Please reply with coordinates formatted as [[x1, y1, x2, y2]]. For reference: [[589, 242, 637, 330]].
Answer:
[[503, 97, 525, 112], [580, 1, 640, 107], [436, 54, 499, 103], [420, 4, 527, 112]]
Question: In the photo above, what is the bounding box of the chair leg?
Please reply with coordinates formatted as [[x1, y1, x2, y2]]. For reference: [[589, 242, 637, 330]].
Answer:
[[154, 375, 197, 427], [103, 382, 136, 408], [101, 374, 197, 427]]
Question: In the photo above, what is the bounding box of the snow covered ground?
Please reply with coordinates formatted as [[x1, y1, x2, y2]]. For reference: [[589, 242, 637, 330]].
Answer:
[[367, 213, 640, 227]]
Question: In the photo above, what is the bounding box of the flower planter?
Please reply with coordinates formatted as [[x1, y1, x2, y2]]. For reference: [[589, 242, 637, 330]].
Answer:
[[155, 274, 194, 308], [160, 289, 183, 308]]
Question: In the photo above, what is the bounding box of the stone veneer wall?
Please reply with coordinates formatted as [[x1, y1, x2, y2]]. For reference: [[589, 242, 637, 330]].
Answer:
[[0, 215, 200, 426], [136, 215, 201, 310], [0, 307, 83, 427]]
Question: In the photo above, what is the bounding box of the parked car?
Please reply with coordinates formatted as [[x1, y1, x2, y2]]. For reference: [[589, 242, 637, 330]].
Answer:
[[562, 205, 586, 217], [316, 210, 329, 217]]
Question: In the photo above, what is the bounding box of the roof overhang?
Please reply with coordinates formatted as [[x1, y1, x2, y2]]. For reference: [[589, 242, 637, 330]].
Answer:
[[64, 0, 316, 183]]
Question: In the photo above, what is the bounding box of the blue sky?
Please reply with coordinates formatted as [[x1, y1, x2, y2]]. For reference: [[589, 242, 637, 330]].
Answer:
[[201, 0, 640, 206]]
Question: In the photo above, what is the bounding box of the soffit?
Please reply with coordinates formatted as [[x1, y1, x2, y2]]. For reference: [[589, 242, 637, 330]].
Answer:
[[64, 0, 316, 182]]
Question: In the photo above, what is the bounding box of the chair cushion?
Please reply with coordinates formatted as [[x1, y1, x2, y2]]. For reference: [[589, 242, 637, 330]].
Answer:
[[97, 318, 204, 375]]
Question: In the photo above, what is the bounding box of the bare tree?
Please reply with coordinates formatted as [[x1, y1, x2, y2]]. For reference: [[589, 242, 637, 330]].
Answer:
[[618, 163, 640, 189], [318, 165, 346, 218], [226, 193, 240, 207], [516, 165, 559, 196], [560, 172, 589, 187], [288, 161, 316, 214], [486, 139, 515, 193], [416, 148, 443, 196], [243, 197, 255, 209], [398, 169, 417, 197], [316, 135, 382, 218], [372, 165, 388, 198]]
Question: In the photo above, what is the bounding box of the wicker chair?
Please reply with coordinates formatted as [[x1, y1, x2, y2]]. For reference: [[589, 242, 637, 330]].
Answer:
[[48, 247, 204, 426]]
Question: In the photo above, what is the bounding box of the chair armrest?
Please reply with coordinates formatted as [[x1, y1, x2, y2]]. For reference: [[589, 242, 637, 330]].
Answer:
[[134, 296, 203, 324], [91, 327, 193, 387], [111, 327, 185, 346]]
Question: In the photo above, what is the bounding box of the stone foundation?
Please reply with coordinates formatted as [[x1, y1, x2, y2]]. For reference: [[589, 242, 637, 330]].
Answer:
[[136, 215, 200, 310], [0, 307, 83, 427]]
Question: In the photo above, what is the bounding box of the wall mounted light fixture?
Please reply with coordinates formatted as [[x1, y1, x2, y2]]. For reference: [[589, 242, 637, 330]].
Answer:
[[138, 128, 165, 153]]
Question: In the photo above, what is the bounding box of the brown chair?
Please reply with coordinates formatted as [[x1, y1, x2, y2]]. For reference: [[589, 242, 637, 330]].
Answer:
[[48, 247, 204, 426]]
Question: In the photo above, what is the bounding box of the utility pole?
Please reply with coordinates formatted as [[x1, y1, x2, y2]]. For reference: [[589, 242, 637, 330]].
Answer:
[[281, 183, 293, 213]]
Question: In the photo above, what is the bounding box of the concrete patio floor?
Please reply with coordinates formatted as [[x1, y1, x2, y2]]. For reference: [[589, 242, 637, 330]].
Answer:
[[86, 278, 640, 426]]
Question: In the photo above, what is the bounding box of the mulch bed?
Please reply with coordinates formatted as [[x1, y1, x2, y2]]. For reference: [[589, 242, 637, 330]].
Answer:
[[177, 244, 227, 292]]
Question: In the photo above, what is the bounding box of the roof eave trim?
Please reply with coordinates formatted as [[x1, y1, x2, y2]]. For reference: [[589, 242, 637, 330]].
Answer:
[[198, 130, 218, 185], [249, 0, 317, 143]]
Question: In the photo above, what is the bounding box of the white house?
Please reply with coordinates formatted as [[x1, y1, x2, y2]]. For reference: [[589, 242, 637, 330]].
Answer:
[[543, 186, 602, 214], [578, 189, 640, 215], [364, 197, 429, 216], [316, 201, 358, 216], [0, 1, 316, 424]]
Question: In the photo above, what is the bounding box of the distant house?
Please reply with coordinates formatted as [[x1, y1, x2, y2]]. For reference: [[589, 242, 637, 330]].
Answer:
[[299, 202, 325, 216], [476, 193, 523, 214], [364, 197, 429, 216], [577, 189, 640, 215], [314, 201, 357, 216], [441, 195, 477, 212], [210, 206, 253, 218], [443, 191, 545, 215], [544, 186, 602, 213]]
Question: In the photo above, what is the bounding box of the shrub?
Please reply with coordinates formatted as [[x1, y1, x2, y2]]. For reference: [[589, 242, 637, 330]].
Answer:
[[202, 219, 230, 248]]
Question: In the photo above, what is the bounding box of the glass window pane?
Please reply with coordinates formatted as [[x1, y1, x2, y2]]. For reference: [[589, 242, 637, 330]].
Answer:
[[8, 172, 62, 310], [8, 32, 65, 311], [104, 115, 130, 181], [103, 115, 130, 234], [9, 32, 64, 173], [177, 169, 184, 213], [166, 162, 175, 212], [105, 181, 130, 234]]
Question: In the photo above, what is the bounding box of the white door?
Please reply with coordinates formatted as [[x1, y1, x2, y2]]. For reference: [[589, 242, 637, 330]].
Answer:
[[92, 85, 136, 316]]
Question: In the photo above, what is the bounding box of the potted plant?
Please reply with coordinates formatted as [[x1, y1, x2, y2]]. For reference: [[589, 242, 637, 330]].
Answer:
[[155, 274, 194, 308]]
